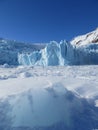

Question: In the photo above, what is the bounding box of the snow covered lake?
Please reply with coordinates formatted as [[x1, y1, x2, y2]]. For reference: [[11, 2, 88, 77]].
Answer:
[[0, 65, 98, 130]]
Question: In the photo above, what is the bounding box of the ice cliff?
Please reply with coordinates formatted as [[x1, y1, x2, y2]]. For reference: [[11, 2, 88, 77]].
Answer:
[[18, 41, 74, 66], [0, 28, 98, 66], [0, 38, 45, 65], [71, 28, 98, 65]]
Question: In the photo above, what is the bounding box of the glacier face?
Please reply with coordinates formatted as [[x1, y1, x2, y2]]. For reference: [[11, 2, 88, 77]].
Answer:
[[18, 41, 74, 66], [0, 38, 45, 65], [18, 41, 98, 66], [0, 28, 98, 66], [73, 43, 98, 65]]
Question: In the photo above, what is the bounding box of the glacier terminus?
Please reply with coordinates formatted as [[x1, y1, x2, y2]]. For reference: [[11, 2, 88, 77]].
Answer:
[[0, 28, 98, 66]]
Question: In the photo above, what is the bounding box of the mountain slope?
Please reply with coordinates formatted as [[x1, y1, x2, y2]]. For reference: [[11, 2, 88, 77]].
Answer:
[[71, 28, 98, 46]]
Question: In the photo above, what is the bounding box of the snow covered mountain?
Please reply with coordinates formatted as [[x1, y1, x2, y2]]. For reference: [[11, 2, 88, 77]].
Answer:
[[71, 28, 98, 46], [0, 28, 98, 66]]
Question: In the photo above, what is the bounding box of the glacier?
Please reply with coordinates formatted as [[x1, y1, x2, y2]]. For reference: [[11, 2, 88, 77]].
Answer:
[[72, 43, 98, 65], [0, 38, 45, 65], [18, 41, 98, 66], [17, 28, 98, 66], [0, 36, 98, 66], [18, 41, 74, 66]]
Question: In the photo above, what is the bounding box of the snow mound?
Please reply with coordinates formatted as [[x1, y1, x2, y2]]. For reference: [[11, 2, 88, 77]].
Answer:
[[18, 28, 98, 65], [19, 72, 32, 78], [0, 79, 98, 130]]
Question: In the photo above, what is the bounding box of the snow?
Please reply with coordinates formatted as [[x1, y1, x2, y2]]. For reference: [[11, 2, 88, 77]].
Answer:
[[0, 28, 98, 130], [0, 28, 98, 129], [0, 65, 98, 130], [71, 28, 98, 46]]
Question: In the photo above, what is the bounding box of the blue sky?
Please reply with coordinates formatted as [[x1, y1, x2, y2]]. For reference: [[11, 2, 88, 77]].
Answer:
[[0, 0, 98, 43]]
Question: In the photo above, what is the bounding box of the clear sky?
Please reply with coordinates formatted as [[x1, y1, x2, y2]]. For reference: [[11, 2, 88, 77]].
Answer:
[[0, 0, 98, 43]]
